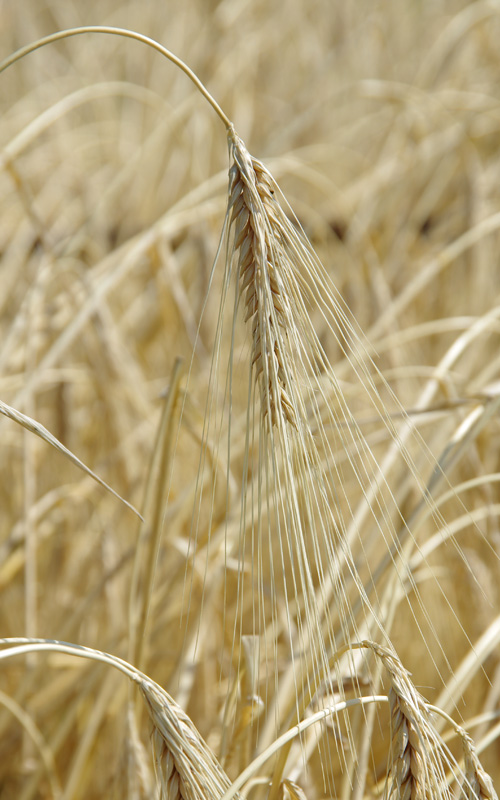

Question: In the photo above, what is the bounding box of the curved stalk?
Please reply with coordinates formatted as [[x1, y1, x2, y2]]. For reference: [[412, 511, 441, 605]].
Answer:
[[0, 26, 234, 132]]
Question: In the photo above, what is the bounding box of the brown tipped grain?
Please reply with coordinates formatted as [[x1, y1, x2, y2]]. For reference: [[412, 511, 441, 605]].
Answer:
[[228, 133, 297, 429]]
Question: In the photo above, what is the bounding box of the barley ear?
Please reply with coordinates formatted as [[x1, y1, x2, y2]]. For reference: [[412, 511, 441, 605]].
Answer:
[[151, 727, 183, 800], [228, 132, 298, 430], [363, 642, 449, 800], [141, 679, 240, 800], [387, 685, 429, 800], [460, 730, 498, 800]]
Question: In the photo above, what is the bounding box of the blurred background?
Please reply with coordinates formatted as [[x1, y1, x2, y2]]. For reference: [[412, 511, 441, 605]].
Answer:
[[1, 1, 500, 797]]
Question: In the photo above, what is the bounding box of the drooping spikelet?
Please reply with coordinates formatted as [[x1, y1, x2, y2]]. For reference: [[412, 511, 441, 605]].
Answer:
[[142, 679, 240, 800], [387, 685, 429, 800], [228, 132, 298, 429], [461, 731, 498, 800], [365, 642, 449, 800]]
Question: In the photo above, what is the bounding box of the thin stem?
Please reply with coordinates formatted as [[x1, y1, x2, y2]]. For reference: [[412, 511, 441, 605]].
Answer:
[[0, 639, 143, 684], [129, 357, 184, 672], [0, 26, 234, 132]]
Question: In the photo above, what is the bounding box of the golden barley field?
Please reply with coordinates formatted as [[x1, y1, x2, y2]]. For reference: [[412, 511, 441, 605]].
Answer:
[[1, 1, 500, 798]]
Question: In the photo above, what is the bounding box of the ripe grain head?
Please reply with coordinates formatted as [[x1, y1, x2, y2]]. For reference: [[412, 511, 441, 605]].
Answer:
[[461, 731, 498, 800], [142, 678, 239, 800], [228, 131, 299, 430]]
